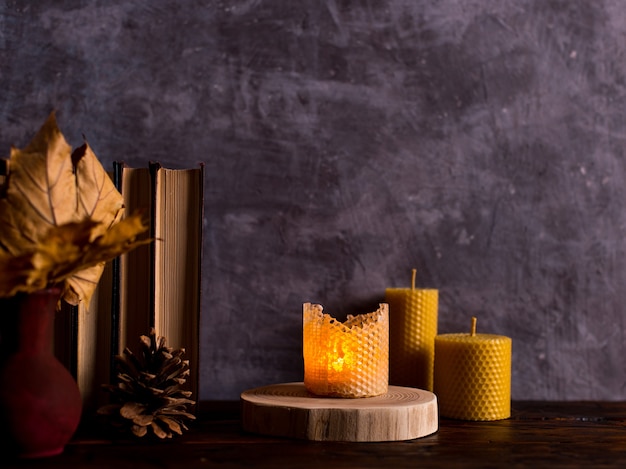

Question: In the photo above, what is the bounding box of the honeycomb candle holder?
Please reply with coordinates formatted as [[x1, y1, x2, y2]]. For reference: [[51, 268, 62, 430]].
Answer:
[[434, 317, 512, 421], [303, 302, 389, 398]]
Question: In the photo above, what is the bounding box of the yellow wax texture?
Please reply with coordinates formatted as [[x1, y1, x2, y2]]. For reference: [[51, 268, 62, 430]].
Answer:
[[303, 302, 389, 398], [434, 333, 512, 421], [385, 288, 438, 391]]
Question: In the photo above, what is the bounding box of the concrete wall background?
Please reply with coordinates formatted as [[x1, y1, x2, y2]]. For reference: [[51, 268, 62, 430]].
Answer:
[[1, 0, 625, 400]]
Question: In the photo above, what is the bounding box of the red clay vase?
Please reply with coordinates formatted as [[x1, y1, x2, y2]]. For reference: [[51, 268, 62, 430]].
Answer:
[[0, 287, 82, 458]]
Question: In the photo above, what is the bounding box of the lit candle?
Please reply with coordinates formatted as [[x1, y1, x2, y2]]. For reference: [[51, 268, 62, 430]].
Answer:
[[434, 317, 512, 421], [302, 302, 389, 398], [385, 269, 438, 391]]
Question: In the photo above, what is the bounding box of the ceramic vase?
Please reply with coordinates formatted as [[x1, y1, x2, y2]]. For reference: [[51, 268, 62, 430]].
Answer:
[[0, 287, 82, 458]]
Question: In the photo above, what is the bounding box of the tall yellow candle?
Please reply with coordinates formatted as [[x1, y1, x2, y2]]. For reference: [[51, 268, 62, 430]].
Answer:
[[303, 302, 389, 398], [434, 317, 512, 421], [385, 269, 438, 391]]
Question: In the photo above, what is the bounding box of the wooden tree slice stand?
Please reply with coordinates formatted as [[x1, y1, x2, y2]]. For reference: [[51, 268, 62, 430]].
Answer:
[[241, 382, 438, 442]]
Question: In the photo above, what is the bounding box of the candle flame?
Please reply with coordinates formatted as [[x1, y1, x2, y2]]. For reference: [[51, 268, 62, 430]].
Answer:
[[327, 343, 353, 372]]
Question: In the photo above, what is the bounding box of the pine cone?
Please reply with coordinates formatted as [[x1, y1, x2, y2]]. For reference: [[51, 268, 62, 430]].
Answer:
[[98, 328, 196, 438]]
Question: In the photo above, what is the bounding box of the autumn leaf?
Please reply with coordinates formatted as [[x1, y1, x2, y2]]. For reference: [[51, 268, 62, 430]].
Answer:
[[61, 214, 150, 305], [61, 263, 105, 306], [0, 251, 46, 297], [73, 141, 125, 231], [0, 112, 150, 303]]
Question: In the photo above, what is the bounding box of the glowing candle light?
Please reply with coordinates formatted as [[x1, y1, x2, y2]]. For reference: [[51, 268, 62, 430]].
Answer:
[[434, 317, 512, 421], [385, 269, 438, 391], [303, 302, 389, 398]]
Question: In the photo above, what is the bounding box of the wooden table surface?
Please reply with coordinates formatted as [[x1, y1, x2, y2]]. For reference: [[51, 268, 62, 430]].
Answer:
[[3, 401, 626, 468]]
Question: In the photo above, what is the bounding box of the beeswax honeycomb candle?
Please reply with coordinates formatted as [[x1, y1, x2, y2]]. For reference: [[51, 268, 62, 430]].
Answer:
[[434, 317, 512, 421], [385, 269, 438, 391], [303, 302, 389, 398]]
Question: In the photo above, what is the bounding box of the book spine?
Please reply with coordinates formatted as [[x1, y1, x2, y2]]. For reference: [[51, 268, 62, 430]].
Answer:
[[69, 305, 78, 379], [111, 161, 124, 372], [194, 163, 205, 406], [148, 161, 161, 329]]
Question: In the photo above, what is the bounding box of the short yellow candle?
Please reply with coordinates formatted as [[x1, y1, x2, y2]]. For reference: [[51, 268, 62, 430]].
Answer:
[[385, 269, 438, 391], [303, 302, 389, 398], [434, 317, 512, 421]]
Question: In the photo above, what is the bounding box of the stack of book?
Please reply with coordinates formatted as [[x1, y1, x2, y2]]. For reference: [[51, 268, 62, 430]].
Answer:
[[56, 162, 204, 414]]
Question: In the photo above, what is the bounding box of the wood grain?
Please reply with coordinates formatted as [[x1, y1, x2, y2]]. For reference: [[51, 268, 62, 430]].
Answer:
[[240, 382, 438, 441], [3, 401, 626, 468]]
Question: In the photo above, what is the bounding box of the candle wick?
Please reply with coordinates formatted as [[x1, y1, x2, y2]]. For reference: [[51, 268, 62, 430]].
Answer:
[[471, 317, 477, 336], [411, 268, 416, 290]]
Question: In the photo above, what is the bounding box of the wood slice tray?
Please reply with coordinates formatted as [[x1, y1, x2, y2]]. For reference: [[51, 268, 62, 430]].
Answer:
[[240, 382, 438, 442]]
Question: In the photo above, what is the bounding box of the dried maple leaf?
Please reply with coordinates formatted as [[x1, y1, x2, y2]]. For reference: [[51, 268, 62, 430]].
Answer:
[[0, 112, 149, 304], [73, 141, 125, 233], [0, 251, 45, 297]]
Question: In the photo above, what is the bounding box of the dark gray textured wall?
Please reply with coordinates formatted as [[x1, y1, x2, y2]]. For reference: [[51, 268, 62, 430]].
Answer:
[[1, 0, 625, 400]]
